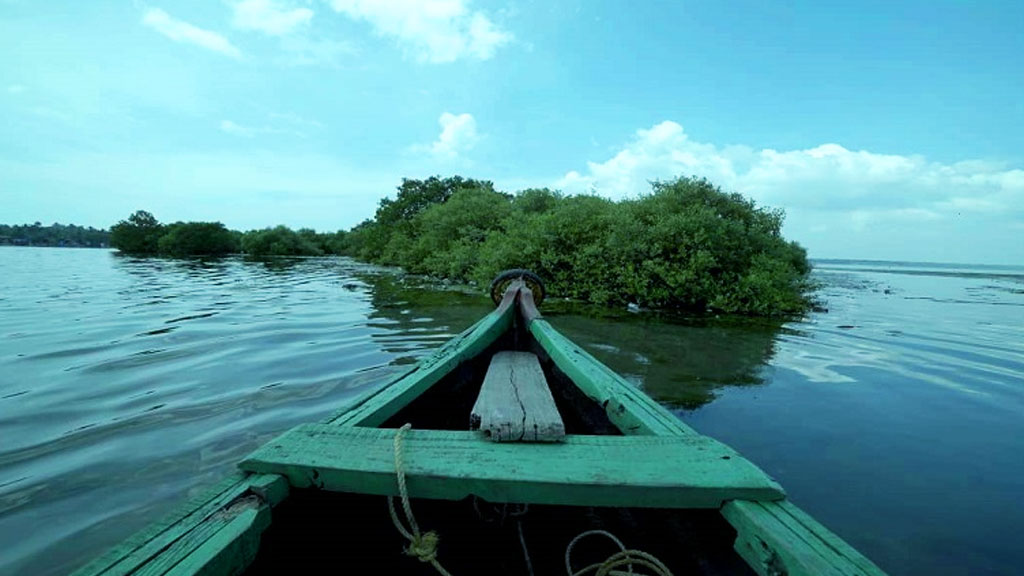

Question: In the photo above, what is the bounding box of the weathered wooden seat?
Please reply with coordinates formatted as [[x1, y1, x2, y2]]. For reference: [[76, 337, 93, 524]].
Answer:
[[469, 351, 565, 442], [239, 426, 786, 508]]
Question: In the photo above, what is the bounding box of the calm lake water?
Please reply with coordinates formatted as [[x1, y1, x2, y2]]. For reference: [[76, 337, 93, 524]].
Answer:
[[1, 247, 1022, 575]]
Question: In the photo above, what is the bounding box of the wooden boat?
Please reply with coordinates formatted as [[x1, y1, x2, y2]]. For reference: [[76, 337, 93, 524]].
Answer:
[[74, 272, 887, 576]]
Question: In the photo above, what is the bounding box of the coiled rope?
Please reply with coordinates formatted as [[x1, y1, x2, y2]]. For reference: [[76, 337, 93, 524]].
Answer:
[[565, 530, 674, 576]]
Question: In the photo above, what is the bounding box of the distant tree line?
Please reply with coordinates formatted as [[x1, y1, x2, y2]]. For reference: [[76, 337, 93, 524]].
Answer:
[[344, 175, 812, 316], [108, 211, 347, 258], [105, 171, 813, 316], [0, 222, 111, 247]]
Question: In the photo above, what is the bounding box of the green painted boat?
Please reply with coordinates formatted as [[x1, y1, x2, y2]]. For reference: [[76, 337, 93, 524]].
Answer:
[[73, 273, 887, 576]]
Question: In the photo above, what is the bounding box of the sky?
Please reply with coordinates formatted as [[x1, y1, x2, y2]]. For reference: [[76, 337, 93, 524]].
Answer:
[[2, 0, 1022, 264]]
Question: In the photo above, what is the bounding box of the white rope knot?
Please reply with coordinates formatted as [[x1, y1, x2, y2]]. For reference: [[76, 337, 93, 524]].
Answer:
[[406, 530, 440, 563], [388, 423, 453, 576]]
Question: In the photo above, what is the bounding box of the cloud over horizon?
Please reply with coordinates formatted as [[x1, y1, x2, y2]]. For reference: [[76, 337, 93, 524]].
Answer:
[[558, 121, 1024, 233]]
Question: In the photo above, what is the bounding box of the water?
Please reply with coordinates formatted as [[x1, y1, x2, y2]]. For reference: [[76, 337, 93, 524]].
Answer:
[[1, 248, 1022, 575]]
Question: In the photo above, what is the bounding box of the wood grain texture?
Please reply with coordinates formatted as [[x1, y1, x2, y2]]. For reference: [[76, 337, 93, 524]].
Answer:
[[165, 500, 271, 576], [239, 425, 784, 508], [722, 500, 887, 576], [470, 351, 565, 442], [72, 474, 284, 576]]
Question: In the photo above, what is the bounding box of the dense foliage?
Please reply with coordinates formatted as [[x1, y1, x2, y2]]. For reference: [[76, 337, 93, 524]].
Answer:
[[0, 222, 110, 247], [350, 176, 500, 263], [158, 222, 239, 257], [346, 176, 812, 316], [110, 211, 166, 255], [240, 226, 346, 256], [109, 210, 347, 258], [97, 174, 813, 316]]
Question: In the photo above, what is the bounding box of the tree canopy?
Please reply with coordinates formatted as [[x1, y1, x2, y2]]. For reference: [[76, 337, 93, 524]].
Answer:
[[157, 222, 238, 257], [108, 211, 348, 259], [346, 176, 813, 316], [110, 210, 165, 255], [0, 222, 110, 247]]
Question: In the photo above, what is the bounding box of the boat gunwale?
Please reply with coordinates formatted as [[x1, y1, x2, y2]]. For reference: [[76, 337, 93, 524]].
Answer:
[[72, 280, 888, 576]]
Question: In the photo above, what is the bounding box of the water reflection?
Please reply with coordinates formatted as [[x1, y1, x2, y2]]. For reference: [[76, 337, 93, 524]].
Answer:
[[357, 273, 784, 408], [545, 308, 784, 408], [357, 273, 493, 362], [240, 255, 307, 273]]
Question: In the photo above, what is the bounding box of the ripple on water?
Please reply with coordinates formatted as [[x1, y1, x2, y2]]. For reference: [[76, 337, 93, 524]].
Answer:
[[0, 251, 484, 576], [1, 251, 1022, 576]]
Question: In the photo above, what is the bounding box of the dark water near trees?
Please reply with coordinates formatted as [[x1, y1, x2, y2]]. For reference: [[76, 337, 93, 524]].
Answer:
[[1, 247, 1022, 575]]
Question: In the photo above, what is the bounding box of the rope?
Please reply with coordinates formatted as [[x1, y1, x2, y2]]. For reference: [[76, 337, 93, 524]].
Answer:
[[512, 504, 535, 576], [388, 423, 453, 576], [565, 530, 674, 576], [387, 424, 670, 576]]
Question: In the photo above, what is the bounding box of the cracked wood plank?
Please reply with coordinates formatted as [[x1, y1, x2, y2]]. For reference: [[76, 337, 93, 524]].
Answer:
[[72, 474, 286, 576], [470, 351, 565, 442]]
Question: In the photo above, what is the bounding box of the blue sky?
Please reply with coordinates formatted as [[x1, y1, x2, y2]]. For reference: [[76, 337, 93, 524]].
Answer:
[[2, 0, 1022, 264]]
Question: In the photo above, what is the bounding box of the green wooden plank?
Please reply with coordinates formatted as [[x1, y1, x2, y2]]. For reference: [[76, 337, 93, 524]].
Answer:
[[72, 474, 281, 576], [529, 319, 698, 437], [165, 500, 271, 576], [526, 316, 887, 575], [246, 474, 289, 507], [723, 500, 839, 576], [722, 500, 887, 576], [772, 500, 884, 575], [72, 474, 252, 576], [327, 298, 516, 428], [132, 499, 253, 576], [238, 425, 785, 508]]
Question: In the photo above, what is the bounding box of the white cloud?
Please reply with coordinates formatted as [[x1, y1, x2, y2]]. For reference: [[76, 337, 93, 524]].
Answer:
[[277, 35, 355, 67], [7, 84, 26, 94], [220, 119, 256, 137], [556, 121, 1024, 230], [420, 112, 478, 158], [220, 113, 323, 138], [327, 0, 512, 63], [230, 0, 313, 36], [227, 1, 351, 66], [142, 8, 242, 59]]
